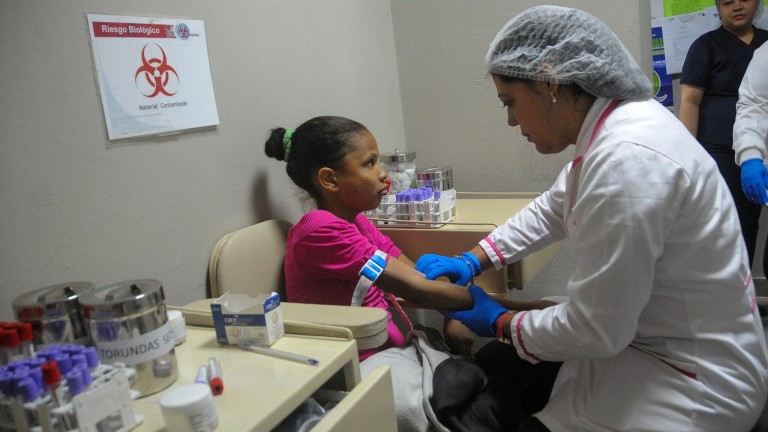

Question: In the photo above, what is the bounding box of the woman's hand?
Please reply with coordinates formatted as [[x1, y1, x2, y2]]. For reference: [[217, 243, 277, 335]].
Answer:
[[415, 252, 480, 285], [741, 159, 768, 205]]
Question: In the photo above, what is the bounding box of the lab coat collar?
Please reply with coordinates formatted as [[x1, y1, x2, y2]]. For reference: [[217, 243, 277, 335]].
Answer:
[[573, 97, 613, 161]]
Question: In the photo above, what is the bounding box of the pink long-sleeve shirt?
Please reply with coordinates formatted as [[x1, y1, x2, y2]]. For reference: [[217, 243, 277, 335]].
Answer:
[[284, 210, 405, 360]]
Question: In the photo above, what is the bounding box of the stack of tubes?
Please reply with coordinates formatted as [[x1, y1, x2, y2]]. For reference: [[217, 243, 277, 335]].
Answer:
[[0, 343, 103, 430], [0, 322, 34, 366]]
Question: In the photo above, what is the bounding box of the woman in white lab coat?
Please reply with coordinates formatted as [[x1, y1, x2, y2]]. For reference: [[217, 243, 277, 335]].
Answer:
[[735, 42, 768, 205], [416, 6, 768, 432]]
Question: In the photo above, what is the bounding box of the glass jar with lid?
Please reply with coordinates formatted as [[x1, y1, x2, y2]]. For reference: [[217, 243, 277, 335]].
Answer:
[[379, 150, 416, 194]]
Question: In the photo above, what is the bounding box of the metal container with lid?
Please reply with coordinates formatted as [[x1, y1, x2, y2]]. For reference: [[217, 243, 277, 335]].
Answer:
[[418, 166, 456, 216], [79, 279, 178, 397], [417, 166, 454, 191], [13, 282, 95, 348], [380, 150, 417, 194]]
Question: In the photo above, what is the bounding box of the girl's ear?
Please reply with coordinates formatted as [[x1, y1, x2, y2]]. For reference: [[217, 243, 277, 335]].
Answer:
[[317, 167, 338, 192]]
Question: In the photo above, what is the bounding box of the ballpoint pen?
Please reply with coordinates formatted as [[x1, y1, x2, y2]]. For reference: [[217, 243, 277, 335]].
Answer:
[[237, 342, 319, 366]]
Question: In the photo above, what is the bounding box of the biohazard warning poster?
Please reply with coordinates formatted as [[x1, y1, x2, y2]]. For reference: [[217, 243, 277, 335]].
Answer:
[[86, 14, 219, 141]]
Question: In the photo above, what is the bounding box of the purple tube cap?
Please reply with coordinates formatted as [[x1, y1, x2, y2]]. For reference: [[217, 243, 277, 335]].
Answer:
[[66, 369, 84, 396], [55, 353, 72, 374], [83, 347, 100, 369], [75, 363, 92, 387], [16, 376, 40, 402]]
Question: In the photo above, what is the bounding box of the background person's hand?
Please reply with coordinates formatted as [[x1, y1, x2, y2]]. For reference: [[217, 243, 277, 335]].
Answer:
[[444, 285, 506, 337], [415, 252, 480, 286], [741, 158, 768, 205]]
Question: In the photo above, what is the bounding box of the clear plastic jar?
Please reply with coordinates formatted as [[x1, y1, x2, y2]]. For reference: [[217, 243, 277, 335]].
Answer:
[[379, 150, 416, 194]]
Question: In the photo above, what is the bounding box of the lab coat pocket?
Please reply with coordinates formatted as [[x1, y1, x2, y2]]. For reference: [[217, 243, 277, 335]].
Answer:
[[631, 344, 698, 380], [577, 349, 698, 430]]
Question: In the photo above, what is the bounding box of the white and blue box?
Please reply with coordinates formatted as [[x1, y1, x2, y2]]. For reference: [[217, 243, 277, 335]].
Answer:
[[210, 292, 285, 346]]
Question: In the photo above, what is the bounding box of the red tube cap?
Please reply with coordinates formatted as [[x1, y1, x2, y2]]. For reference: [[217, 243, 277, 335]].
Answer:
[[42, 360, 61, 386], [209, 377, 223, 395]]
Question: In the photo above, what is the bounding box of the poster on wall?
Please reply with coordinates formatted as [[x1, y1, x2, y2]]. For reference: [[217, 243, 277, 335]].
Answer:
[[651, 26, 674, 109], [86, 14, 219, 141], [650, 0, 674, 109], [652, 0, 768, 75]]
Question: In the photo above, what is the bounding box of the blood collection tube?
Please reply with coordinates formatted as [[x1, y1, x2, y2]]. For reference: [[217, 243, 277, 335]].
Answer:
[[12, 365, 30, 383], [82, 347, 99, 369], [0, 371, 15, 397], [65, 369, 84, 399], [54, 353, 72, 375], [0, 330, 9, 365], [42, 358, 75, 430], [208, 357, 223, 395], [18, 323, 34, 359], [27, 365, 44, 396], [195, 365, 208, 385], [74, 363, 92, 388], [41, 360, 62, 408], [15, 376, 40, 403], [3, 329, 22, 364]]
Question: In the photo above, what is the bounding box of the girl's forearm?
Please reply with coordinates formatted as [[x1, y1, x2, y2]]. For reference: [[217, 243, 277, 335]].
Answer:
[[497, 298, 557, 311], [377, 258, 472, 309]]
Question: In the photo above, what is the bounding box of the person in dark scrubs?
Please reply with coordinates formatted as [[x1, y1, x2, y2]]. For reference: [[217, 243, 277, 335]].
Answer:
[[679, 0, 768, 273]]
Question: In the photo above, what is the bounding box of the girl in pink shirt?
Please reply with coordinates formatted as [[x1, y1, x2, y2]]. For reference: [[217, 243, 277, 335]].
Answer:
[[264, 116, 474, 360]]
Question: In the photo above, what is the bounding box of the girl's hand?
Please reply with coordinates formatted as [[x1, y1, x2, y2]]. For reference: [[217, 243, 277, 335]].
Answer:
[[443, 317, 475, 356]]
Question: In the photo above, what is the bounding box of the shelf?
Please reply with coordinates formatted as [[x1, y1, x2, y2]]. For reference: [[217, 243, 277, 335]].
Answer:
[[130, 326, 395, 431]]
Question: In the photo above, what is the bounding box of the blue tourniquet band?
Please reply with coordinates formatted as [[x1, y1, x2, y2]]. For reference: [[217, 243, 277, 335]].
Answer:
[[351, 251, 388, 306]]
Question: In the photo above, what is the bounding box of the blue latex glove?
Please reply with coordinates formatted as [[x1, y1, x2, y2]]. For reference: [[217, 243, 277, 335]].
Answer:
[[444, 285, 507, 337], [741, 158, 768, 205], [415, 252, 481, 286]]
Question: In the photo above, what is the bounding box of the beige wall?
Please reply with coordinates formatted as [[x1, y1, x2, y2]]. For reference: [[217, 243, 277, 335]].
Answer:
[[0, 0, 406, 318], [391, 0, 649, 304], [0, 0, 649, 321]]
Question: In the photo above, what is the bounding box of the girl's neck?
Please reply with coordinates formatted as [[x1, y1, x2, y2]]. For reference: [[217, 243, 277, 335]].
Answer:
[[317, 202, 357, 223]]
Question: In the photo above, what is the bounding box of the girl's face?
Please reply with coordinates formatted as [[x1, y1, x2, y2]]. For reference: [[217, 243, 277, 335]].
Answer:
[[492, 75, 572, 155], [718, 0, 759, 33], [332, 129, 389, 218]]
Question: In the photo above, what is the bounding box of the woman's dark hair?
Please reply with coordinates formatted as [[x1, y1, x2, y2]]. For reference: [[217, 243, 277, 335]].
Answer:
[[264, 116, 367, 201]]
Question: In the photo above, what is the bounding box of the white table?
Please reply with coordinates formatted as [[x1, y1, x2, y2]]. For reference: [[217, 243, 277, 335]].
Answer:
[[131, 326, 397, 431]]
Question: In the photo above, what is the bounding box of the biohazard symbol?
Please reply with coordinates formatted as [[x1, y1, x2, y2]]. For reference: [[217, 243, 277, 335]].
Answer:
[[134, 43, 179, 97]]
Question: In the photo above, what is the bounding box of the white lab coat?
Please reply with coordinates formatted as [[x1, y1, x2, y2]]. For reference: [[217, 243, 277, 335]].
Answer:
[[479, 98, 768, 431], [734, 42, 768, 165]]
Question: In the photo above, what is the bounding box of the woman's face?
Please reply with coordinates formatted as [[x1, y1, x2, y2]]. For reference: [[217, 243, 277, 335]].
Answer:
[[333, 129, 390, 214], [492, 74, 572, 154], [718, 0, 759, 33]]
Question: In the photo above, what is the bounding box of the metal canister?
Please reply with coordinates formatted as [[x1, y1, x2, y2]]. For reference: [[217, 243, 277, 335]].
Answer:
[[79, 279, 178, 397], [418, 166, 456, 216], [417, 166, 454, 191], [12, 282, 95, 348]]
